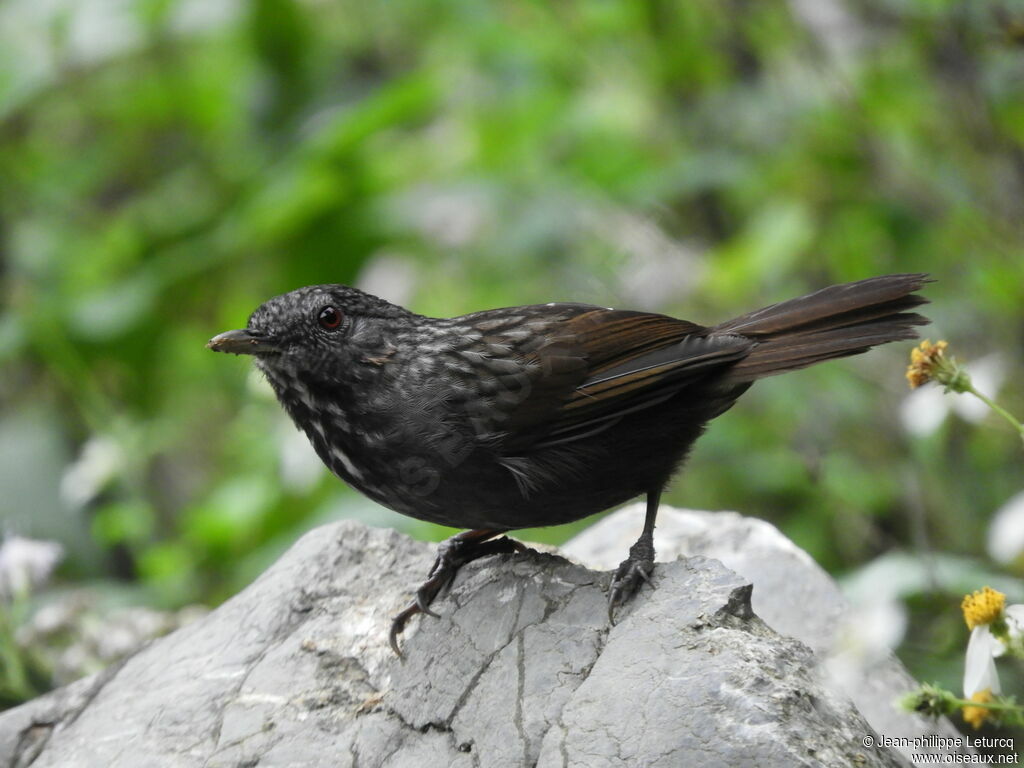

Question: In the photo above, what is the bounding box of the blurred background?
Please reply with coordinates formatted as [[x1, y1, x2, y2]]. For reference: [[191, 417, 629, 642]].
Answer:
[[1, 0, 1023, 733]]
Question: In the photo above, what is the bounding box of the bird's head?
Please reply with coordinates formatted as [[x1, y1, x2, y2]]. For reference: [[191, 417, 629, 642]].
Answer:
[[207, 284, 413, 385]]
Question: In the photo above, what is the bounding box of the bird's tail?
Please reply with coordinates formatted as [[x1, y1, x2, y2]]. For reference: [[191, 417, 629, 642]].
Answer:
[[714, 273, 931, 383]]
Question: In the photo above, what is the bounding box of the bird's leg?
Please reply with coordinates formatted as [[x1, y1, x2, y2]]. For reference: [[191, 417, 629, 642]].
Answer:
[[608, 487, 662, 622], [390, 528, 525, 656]]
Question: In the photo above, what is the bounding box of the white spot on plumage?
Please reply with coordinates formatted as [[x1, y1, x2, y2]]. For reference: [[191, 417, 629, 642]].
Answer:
[[331, 445, 363, 480], [294, 382, 316, 411], [501, 327, 535, 343], [476, 316, 519, 332]]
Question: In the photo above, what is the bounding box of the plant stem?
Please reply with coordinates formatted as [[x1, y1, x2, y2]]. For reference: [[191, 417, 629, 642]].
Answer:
[[966, 384, 1024, 448], [0, 606, 34, 702]]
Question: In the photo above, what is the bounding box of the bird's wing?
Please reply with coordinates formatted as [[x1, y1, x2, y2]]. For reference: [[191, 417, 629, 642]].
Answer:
[[475, 307, 753, 453]]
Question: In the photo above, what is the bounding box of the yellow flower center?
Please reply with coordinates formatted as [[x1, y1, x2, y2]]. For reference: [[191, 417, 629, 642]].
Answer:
[[962, 688, 994, 730], [961, 586, 1006, 630], [905, 339, 949, 389]]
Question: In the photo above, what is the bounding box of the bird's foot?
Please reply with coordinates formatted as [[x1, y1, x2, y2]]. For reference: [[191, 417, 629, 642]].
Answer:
[[390, 532, 525, 657], [607, 535, 655, 623]]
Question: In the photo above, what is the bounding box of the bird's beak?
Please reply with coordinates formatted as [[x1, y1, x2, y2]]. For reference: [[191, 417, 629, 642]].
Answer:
[[206, 328, 278, 355]]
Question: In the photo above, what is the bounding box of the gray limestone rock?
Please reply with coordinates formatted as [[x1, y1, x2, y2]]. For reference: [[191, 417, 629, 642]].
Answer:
[[0, 513, 932, 767], [563, 505, 969, 765]]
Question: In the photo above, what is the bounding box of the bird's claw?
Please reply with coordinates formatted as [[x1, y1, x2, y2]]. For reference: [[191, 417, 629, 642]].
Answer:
[[415, 592, 441, 618], [389, 564, 456, 656], [607, 538, 655, 624], [389, 605, 417, 658], [389, 534, 526, 657]]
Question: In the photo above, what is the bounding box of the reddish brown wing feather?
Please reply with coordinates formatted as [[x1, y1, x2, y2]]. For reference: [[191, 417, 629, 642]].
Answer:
[[500, 309, 752, 453], [488, 275, 929, 453]]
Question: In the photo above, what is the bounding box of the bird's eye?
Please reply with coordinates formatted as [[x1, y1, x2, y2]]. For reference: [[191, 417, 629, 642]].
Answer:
[[317, 306, 343, 330]]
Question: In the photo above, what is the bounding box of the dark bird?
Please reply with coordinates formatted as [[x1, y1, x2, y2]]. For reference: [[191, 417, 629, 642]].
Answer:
[[208, 273, 929, 654]]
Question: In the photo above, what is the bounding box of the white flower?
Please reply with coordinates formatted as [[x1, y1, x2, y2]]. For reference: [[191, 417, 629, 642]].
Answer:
[[963, 598, 1024, 699], [1004, 604, 1024, 657], [900, 353, 1006, 437], [964, 625, 1002, 698], [0, 536, 63, 600], [987, 490, 1024, 566]]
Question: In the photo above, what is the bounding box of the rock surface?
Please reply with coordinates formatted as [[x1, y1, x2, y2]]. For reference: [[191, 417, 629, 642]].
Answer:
[[0, 510, 949, 767], [563, 505, 969, 763]]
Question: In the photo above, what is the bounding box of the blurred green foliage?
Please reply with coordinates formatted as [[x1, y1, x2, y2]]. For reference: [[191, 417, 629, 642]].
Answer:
[[1, 0, 1024, 718]]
